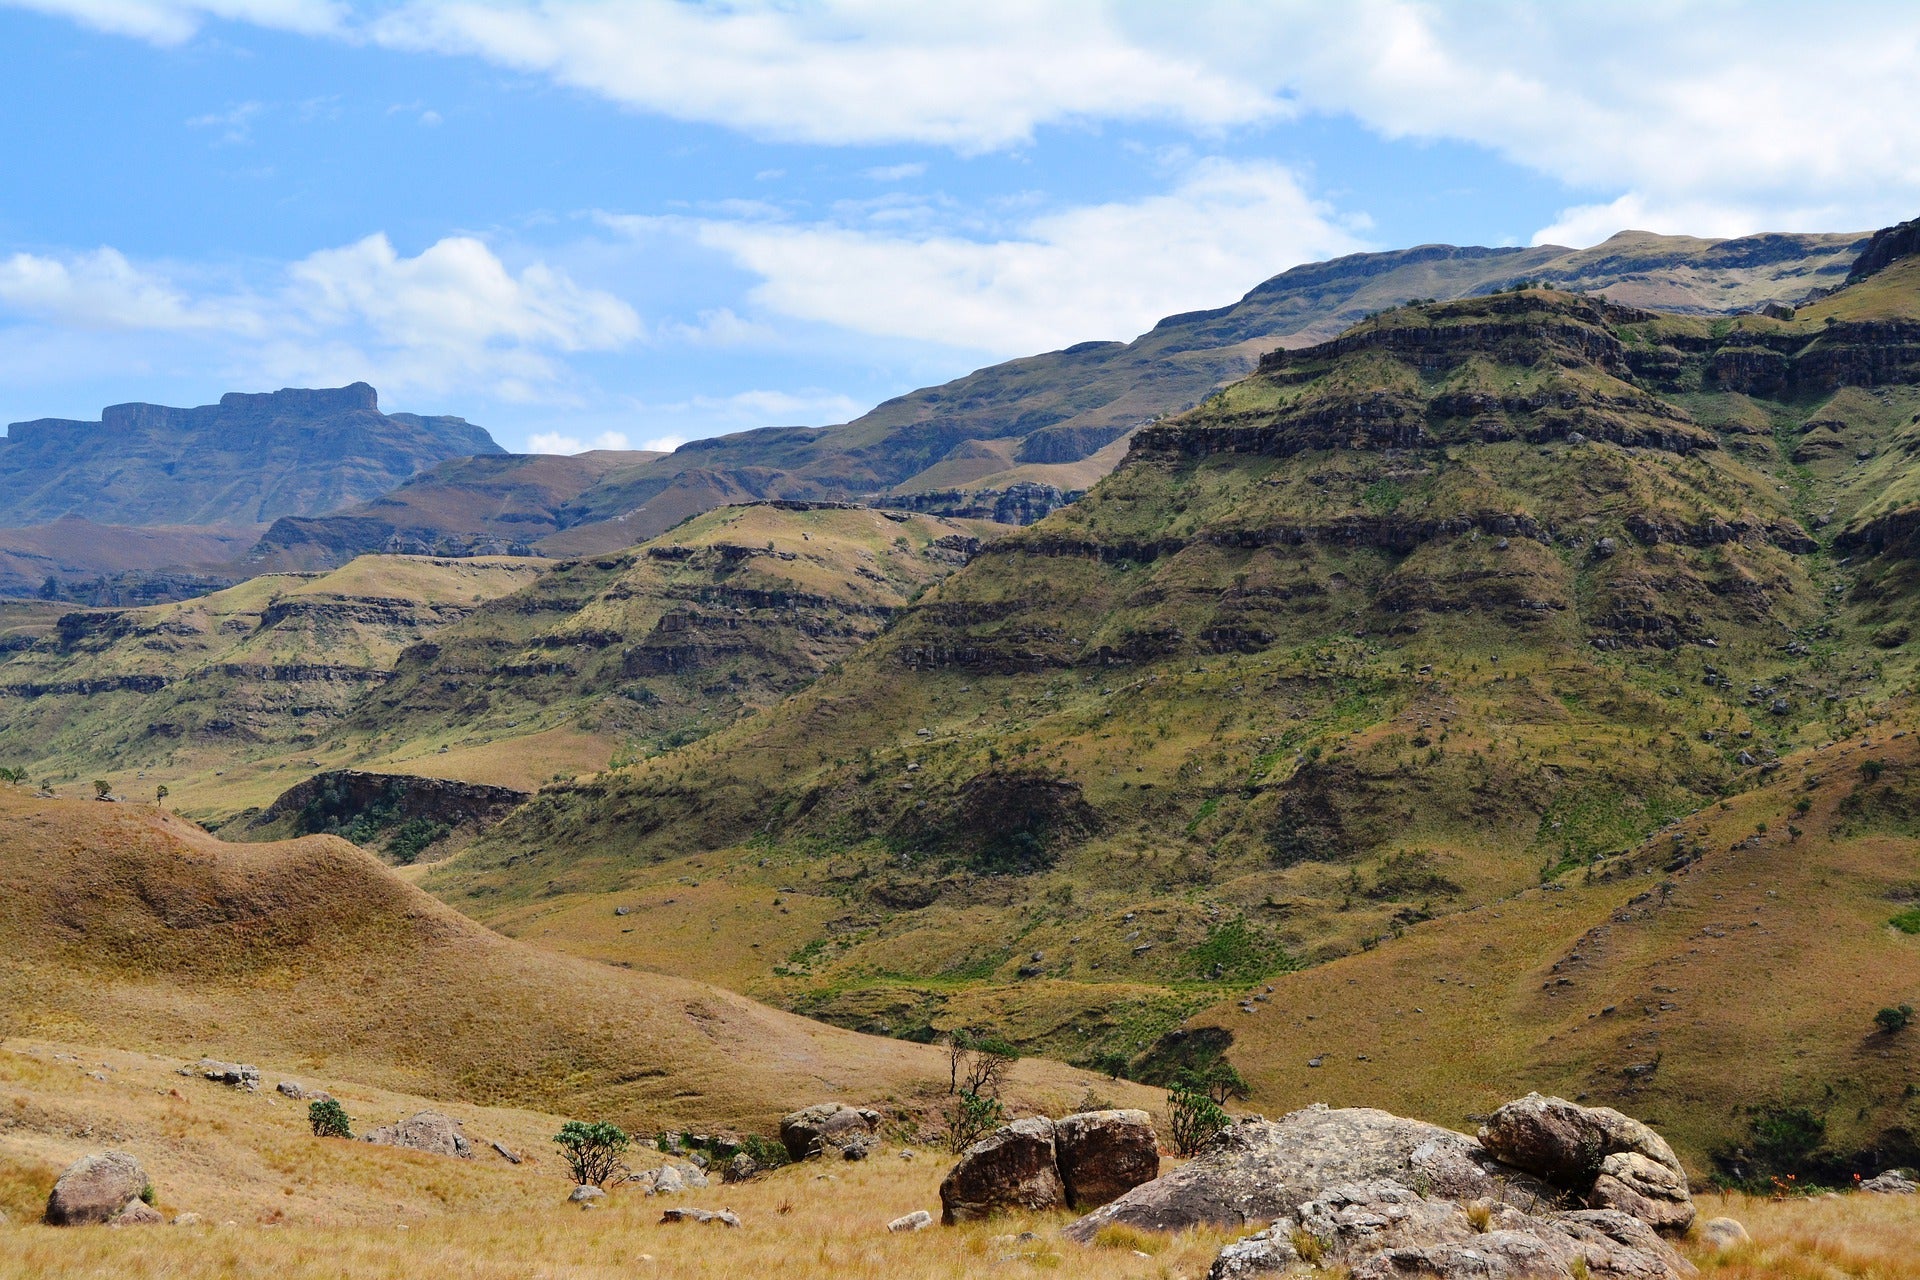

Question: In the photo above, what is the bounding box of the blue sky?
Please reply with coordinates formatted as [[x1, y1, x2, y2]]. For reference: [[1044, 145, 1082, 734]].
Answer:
[[5, 2, 1920, 454]]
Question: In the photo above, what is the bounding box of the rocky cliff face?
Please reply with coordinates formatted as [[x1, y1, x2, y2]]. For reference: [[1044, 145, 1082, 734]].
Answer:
[[0, 383, 500, 528]]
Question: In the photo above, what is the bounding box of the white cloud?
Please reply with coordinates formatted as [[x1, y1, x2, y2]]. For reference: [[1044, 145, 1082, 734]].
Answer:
[[635, 158, 1364, 356], [365, 0, 1283, 151], [865, 162, 927, 182], [187, 100, 264, 144], [0, 247, 253, 332], [5, 0, 343, 44], [0, 235, 639, 399], [527, 427, 636, 454]]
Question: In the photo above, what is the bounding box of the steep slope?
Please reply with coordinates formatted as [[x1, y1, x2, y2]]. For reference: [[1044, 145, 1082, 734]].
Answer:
[[0, 383, 500, 528], [251, 449, 662, 570], [1175, 712, 1920, 1179], [433, 267, 1920, 1080], [324, 500, 992, 789], [0, 791, 1133, 1131], [557, 230, 1863, 533], [0, 556, 548, 810]]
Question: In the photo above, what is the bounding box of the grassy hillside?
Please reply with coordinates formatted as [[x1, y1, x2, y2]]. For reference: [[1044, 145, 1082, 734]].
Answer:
[[0, 556, 548, 814], [429, 274, 1920, 1108], [0, 790, 1139, 1133]]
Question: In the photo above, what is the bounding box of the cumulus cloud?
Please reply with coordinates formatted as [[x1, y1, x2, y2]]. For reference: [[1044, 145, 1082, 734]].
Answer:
[[0, 235, 639, 399], [5, 0, 342, 44], [621, 158, 1364, 356], [527, 428, 638, 454]]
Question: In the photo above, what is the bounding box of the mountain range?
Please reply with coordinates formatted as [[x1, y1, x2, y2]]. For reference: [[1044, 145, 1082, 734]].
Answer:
[[5, 217, 1920, 1194]]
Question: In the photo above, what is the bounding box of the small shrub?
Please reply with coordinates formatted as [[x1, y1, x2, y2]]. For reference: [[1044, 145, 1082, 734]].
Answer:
[[1092, 1223, 1165, 1254], [92, 780, 111, 799], [308, 1099, 352, 1139], [944, 1090, 1005, 1153], [139, 1182, 156, 1207], [1893, 909, 1920, 935], [1290, 1227, 1330, 1263], [553, 1120, 631, 1187], [1875, 1004, 1914, 1035], [1466, 1200, 1493, 1232], [739, 1133, 789, 1169], [1169, 1086, 1229, 1156]]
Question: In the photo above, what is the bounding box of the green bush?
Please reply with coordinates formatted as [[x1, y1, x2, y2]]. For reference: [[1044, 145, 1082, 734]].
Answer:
[[1875, 1003, 1914, 1035], [1169, 1086, 1230, 1156], [554, 1120, 631, 1187], [1893, 909, 1920, 935], [944, 1090, 1005, 1153], [308, 1098, 352, 1139]]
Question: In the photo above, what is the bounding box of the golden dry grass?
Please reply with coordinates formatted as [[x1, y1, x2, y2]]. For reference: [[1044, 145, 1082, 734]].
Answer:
[[1689, 1190, 1920, 1280]]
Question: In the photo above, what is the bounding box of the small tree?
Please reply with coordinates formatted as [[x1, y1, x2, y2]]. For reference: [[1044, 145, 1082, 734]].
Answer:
[[92, 780, 111, 800], [554, 1120, 631, 1187], [960, 1035, 1019, 1098], [944, 1090, 1005, 1153], [1169, 1086, 1230, 1156], [1875, 1004, 1914, 1035], [309, 1099, 352, 1139], [155, 784, 169, 807], [1183, 1058, 1248, 1106], [0, 766, 26, 786]]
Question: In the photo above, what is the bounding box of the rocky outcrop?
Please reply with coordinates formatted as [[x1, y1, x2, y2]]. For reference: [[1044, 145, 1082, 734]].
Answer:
[[1845, 215, 1920, 284], [251, 769, 528, 855], [1478, 1094, 1692, 1236], [45, 1152, 149, 1227], [886, 483, 1082, 526], [1860, 1170, 1918, 1193], [1054, 1109, 1160, 1209], [1205, 1181, 1694, 1280], [1064, 1106, 1530, 1242], [779, 1102, 881, 1161], [194, 1059, 260, 1090], [939, 1117, 1066, 1223], [361, 1111, 473, 1159]]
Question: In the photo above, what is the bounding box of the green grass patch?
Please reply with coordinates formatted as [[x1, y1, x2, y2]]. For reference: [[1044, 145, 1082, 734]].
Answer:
[[1892, 908, 1920, 935], [1183, 917, 1298, 983]]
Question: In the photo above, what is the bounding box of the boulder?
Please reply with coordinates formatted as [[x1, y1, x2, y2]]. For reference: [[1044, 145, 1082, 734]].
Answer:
[[360, 1111, 473, 1159], [1479, 1093, 1686, 1187], [780, 1103, 882, 1162], [888, 1209, 934, 1233], [1065, 1105, 1531, 1242], [108, 1199, 164, 1227], [1698, 1216, 1750, 1250], [1204, 1181, 1695, 1280], [172, 1212, 204, 1227], [45, 1151, 148, 1227], [637, 1161, 709, 1195], [723, 1152, 759, 1183], [196, 1059, 260, 1091], [1860, 1170, 1918, 1193], [659, 1207, 741, 1227], [1054, 1109, 1160, 1210], [276, 1081, 328, 1102], [568, 1185, 606, 1204], [1588, 1151, 1695, 1234], [939, 1118, 1066, 1224]]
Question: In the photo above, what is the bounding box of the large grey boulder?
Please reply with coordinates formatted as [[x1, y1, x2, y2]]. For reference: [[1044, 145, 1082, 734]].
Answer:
[[1204, 1180, 1695, 1280], [361, 1111, 473, 1159], [1065, 1105, 1528, 1242], [45, 1152, 148, 1226], [1698, 1216, 1750, 1250], [779, 1103, 881, 1161], [1479, 1093, 1686, 1186], [1054, 1109, 1159, 1210], [1588, 1151, 1695, 1234], [939, 1117, 1066, 1224], [1860, 1170, 1918, 1193]]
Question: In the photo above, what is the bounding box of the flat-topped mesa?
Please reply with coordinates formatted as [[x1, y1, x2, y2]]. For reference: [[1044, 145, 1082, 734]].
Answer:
[[1135, 292, 1712, 461]]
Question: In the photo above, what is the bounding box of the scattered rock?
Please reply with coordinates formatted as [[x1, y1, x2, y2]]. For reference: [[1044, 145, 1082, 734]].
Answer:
[[1054, 1109, 1160, 1210], [275, 1081, 327, 1102], [45, 1151, 148, 1227], [360, 1112, 474, 1159], [109, 1199, 164, 1227], [634, 1161, 709, 1195], [490, 1140, 522, 1165], [196, 1059, 260, 1091], [940, 1118, 1066, 1224], [1698, 1216, 1750, 1250], [887, 1209, 934, 1233], [172, 1212, 204, 1227], [1065, 1105, 1535, 1242], [1860, 1170, 1918, 1193], [723, 1152, 759, 1183], [568, 1186, 606, 1204], [780, 1103, 882, 1162], [659, 1207, 741, 1227]]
